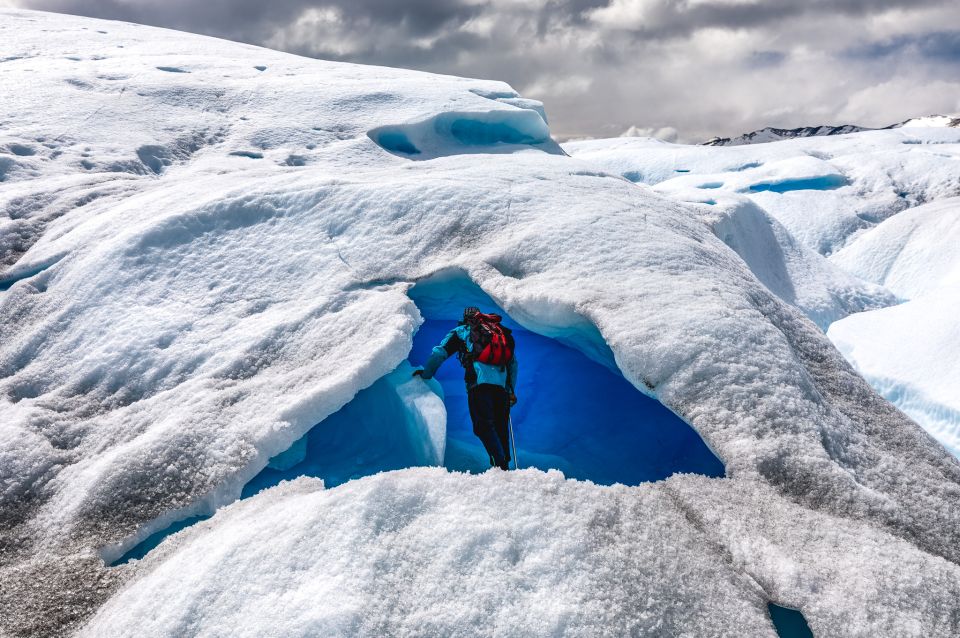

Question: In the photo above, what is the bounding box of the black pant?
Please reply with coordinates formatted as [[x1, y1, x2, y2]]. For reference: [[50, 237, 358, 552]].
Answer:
[[467, 384, 511, 470]]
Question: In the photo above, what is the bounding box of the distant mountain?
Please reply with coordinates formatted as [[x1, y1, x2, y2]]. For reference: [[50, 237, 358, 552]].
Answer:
[[703, 114, 960, 146], [897, 114, 960, 128]]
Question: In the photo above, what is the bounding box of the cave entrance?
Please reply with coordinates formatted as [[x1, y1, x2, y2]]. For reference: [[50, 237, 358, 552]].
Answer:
[[109, 272, 724, 565], [408, 272, 724, 485]]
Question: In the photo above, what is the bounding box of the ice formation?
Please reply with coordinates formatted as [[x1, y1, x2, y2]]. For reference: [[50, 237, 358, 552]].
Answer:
[[828, 198, 960, 456], [564, 131, 960, 256], [2, 9, 960, 638], [407, 271, 725, 483], [564, 131, 960, 460]]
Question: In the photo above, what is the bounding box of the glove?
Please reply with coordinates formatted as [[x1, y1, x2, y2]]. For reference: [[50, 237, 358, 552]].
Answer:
[[412, 369, 424, 378], [509, 392, 517, 406]]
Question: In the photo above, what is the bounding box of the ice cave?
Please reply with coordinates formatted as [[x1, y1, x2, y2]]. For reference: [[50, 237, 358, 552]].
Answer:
[[246, 271, 724, 493], [114, 272, 724, 565]]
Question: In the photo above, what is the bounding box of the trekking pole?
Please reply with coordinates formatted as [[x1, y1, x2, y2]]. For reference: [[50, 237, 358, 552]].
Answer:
[[508, 414, 520, 470]]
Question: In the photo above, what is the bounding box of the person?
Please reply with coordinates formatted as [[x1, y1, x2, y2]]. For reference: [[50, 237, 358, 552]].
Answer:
[[413, 306, 518, 470]]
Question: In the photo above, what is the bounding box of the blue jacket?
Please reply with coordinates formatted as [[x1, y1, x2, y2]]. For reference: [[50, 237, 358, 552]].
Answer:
[[419, 323, 518, 391]]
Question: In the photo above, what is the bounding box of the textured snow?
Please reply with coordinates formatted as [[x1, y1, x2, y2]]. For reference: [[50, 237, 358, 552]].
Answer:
[[79, 471, 960, 638], [828, 198, 960, 456], [830, 197, 960, 299], [564, 135, 911, 328], [564, 131, 960, 256], [564, 133, 960, 466], [3, 9, 960, 638], [829, 291, 960, 456]]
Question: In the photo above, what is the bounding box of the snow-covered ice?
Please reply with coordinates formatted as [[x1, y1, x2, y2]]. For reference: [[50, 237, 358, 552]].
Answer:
[[829, 196, 960, 300], [2, 9, 960, 638], [564, 133, 960, 463], [564, 131, 960, 256], [829, 291, 960, 456], [78, 470, 960, 638], [828, 198, 960, 456]]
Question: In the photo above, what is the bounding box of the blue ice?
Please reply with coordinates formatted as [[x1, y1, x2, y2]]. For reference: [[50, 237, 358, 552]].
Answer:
[[373, 130, 420, 155], [768, 603, 814, 638], [447, 118, 540, 146], [749, 175, 847, 193], [112, 514, 209, 565], [112, 273, 724, 563], [408, 273, 725, 484]]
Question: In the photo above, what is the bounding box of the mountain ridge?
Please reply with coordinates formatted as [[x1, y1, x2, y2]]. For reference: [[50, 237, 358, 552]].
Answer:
[[704, 114, 960, 146]]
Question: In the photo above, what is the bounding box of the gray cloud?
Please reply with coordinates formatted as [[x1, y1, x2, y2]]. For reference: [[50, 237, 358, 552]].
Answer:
[[846, 30, 960, 63], [12, 0, 960, 141]]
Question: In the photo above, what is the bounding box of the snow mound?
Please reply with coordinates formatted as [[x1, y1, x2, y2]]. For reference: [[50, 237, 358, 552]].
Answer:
[[830, 197, 960, 299], [80, 470, 960, 638], [828, 198, 960, 456], [700, 196, 894, 328], [829, 292, 960, 456], [3, 10, 960, 638]]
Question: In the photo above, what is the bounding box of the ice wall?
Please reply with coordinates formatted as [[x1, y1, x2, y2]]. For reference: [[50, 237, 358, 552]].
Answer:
[[243, 364, 445, 495]]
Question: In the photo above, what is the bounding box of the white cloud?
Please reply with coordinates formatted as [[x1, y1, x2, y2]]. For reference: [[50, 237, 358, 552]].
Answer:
[[620, 125, 679, 142]]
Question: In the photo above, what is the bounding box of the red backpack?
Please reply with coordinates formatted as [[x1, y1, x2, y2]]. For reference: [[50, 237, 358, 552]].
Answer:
[[467, 312, 514, 367]]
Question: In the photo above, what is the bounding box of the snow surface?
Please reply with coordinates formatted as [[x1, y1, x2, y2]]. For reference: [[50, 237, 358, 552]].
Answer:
[[78, 470, 960, 638], [3, 9, 960, 638], [564, 131, 960, 256], [828, 198, 960, 456], [563, 134, 960, 470], [563, 135, 918, 328], [829, 292, 960, 456], [829, 197, 960, 300]]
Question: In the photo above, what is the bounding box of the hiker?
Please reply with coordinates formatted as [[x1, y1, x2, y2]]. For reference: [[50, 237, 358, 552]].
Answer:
[[413, 306, 518, 470]]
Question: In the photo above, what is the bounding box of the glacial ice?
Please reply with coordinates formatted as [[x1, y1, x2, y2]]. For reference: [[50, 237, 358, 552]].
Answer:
[[242, 363, 446, 495], [830, 196, 960, 300], [564, 131, 960, 255], [79, 470, 960, 638], [407, 273, 725, 483], [564, 133, 960, 468], [369, 109, 559, 159], [768, 603, 814, 638], [112, 271, 725, 564], [828, 197, 960, 456], [3, 9, 960, 638], [109, 362, 446, 564]]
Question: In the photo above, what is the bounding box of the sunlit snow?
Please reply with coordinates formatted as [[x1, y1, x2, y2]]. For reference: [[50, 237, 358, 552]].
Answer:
[[3, 9, 960, 638]]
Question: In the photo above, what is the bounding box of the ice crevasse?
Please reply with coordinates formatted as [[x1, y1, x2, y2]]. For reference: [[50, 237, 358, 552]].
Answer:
[[1, 9, 960, 638]]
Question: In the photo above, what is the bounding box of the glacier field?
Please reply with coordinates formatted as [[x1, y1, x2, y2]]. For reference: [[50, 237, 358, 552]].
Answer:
[[2, 8, 960, 638]]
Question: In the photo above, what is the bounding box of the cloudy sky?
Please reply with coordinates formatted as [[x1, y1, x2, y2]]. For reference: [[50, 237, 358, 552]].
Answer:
[[9, 0, 960, 141]]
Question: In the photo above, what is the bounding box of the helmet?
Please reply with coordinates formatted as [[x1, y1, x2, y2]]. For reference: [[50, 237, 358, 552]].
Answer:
[[463, 306, 480, 322]]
